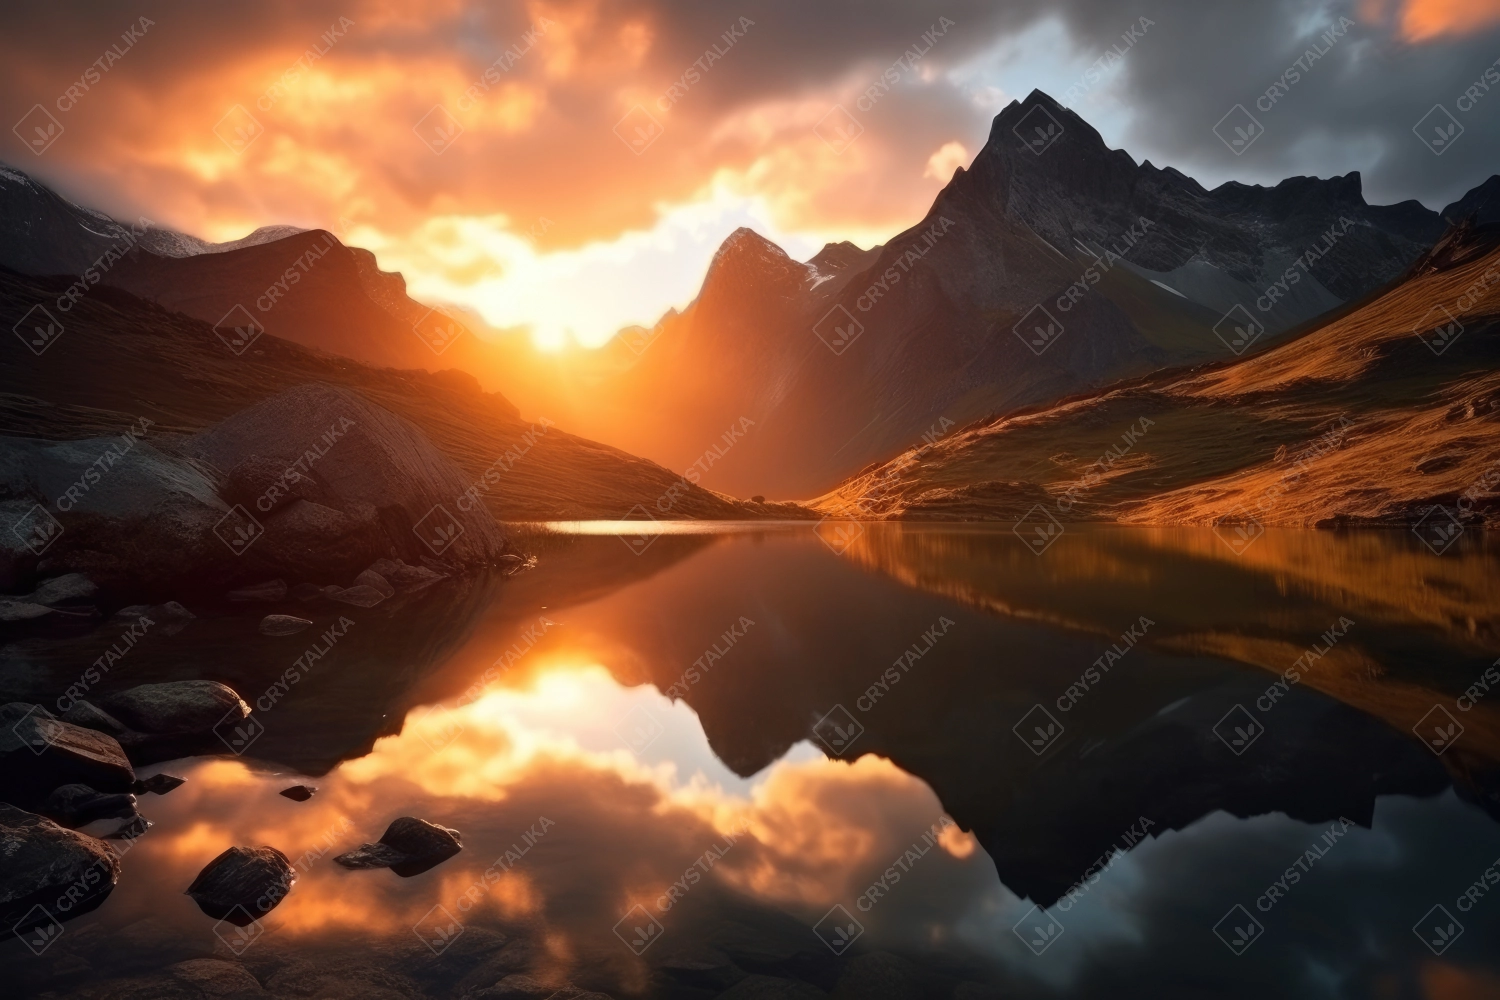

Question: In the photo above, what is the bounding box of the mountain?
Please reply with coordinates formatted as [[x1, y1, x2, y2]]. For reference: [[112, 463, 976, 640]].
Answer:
[[0, 162, 300, 273], [811, 219, 1500, 527], [0, 163, 514, 389], [0, 266, 805, 524], [498, 90, 1484, 499]]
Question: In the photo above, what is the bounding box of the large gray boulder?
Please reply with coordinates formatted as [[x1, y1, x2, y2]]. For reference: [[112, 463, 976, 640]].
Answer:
[[0, 703, 134, 807], [0, 383, 504, 596], [0, 803, 121, 929], [0, 436, 226, 591], [186, 383, 506, 569]]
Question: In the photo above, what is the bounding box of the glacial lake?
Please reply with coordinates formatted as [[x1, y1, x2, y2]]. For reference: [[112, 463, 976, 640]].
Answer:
[[6, 523, 1500, 999]]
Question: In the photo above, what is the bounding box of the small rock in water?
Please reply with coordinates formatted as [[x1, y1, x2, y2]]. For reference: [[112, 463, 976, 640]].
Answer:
[[335, 816, 462, 876], [368, 558, 445, 592], [325, 584, 385, 608], [290, 582, 326, 602], [227, 579, 288, 602], [260, 614, 313, 636], [185, 846, 296, 923], [41, 784, 138, 828], [25, 573, 98, 607], [279, 784, 316, 801], [353, 569, 395, 599], [101, 813, 152, 840], [133, 772, 186, 795], [0, 600, 53, 622]]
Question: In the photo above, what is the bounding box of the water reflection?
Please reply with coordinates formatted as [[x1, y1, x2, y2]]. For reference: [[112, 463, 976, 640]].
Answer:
[[5, 524, 1500, 998]]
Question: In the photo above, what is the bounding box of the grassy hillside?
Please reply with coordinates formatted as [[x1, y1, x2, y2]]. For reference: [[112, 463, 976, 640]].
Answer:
[[813, 224, 1500, 526], [0, 269, 809, 522]]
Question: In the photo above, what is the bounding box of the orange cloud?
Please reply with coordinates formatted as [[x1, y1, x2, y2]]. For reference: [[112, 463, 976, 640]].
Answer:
[[1363, 0, 1500, 40]]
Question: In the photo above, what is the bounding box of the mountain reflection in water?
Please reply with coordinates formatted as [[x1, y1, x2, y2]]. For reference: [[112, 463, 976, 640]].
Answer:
[[6, 524, 1500, 999]]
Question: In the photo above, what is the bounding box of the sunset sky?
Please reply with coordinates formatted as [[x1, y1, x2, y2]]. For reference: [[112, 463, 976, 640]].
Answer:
[[5, 0, 1500, 348]]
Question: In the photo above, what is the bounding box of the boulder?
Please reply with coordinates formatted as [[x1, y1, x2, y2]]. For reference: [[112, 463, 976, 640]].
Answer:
[[367, 557, 445, 592], [260, 614, 312, 636], [0, 437, 227, 593], [335, 816, 462, 876], [40, 783, 137, 828], [96, 681, 251, 765], [0, 599, 53, 622], [0, 703, 134, 807], [61, 699, 127, 736], [325, 584, 385, 608], [185, 846, 296, 923], [353, 568, 395, 598], [254, 500, 380, 580], [228, 579, 288, 602], [100, 681, 249, 735], [290, 582, 325, 602], [278, 785, 316, 801], [24, 572, 97, 606], [113, 600, 195, 635], [0, 803, 121, 930], [185, 383, 507, 567], [221, 454, 331, 515]]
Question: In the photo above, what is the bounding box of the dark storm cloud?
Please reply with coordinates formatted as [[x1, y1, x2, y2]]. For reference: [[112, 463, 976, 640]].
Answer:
[[1039, 0, 1500, 209], [0, 0, 1492, 248]]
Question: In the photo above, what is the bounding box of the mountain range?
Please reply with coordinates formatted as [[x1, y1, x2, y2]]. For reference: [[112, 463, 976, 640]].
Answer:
[[3, 89, 1498, 519], [485, 91, 1497, 498]]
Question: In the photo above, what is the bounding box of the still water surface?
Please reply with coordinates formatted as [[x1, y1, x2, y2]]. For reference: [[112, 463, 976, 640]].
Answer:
[[7, 524, 1500, 998]]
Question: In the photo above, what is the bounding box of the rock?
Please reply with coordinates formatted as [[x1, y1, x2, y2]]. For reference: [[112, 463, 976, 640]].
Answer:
[[0, 803, 121, 930], [334, 816, 462, 876], [185, 846, 297, 923], [134, 772, 186, 795], [40, 783, 137, 828], [256, 500, 380, 580], [185, 383, 508, 568], [260, 614, 312, 636], [353, 568, 395, 599], [0, 599, 53, 621], [24, 572, 97, 606], [114, 600, 195, 635], [61, 699, 128, 736], [0, 703, 134, 807], [324, 584, 385, 608], [100, 680, 249, 735], [96, 681, 251, 765], [368, 557, 444, 592], [290, 582, 325, 602], [222, 454, 330, 515], [0, 437, 228, 593], [228, 579, 288, 602], [278, 785, 316, 801]]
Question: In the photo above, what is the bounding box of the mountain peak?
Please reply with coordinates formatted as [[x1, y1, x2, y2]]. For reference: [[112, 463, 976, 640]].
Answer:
[[697, 227, 810, 308]]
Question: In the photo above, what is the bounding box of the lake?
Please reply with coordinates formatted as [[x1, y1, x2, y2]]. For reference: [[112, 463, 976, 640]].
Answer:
[[6, 522, 1500, 999]]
